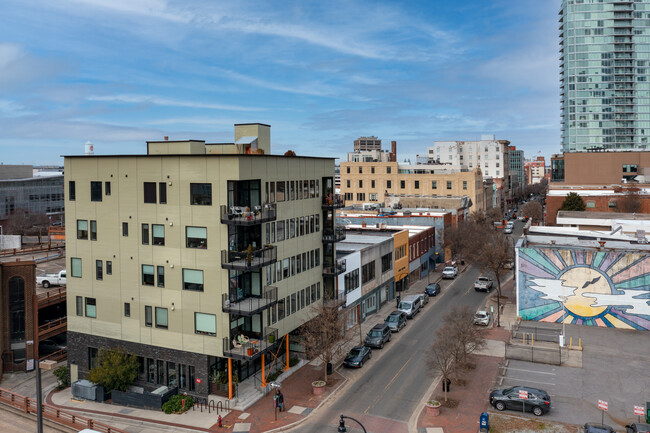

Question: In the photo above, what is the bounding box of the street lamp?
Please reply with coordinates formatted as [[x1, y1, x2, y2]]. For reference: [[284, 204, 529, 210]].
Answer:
[[338, 413, 367, 433]]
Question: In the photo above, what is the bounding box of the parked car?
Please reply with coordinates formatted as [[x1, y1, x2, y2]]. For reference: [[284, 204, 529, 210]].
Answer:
[[442, 265, 458, 279], [626, 424, 650, 433], [39, 339, 66, 356], [474, 276, 493, 292], [425, 283, 441, 296], [365, 324, 392, 349], [398, 294, 422, 319], [384, 311, 407, 332], [473, 310, 491, 326], [416, 292, 429, 306], [489, 386, 551, 416], [583, 423, 616, 433], [36, 270, 66, 288], [504, 225, 513, 234], [343, 346, 372, 368]]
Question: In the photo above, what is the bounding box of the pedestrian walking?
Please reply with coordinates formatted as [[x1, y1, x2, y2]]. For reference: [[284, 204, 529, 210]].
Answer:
[[276, 390, 284, 412]]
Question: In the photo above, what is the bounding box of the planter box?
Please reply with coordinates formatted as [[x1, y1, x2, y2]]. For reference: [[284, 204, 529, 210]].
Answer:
[[111, 386, 177, 410]]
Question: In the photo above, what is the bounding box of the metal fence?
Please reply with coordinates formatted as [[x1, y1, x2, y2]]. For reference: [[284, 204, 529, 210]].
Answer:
[[511, 323, 561, 344], [505, 343, 561, 366]]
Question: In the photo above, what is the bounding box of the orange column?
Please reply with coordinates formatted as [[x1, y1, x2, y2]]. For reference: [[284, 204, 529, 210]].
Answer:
[[228, 358, 233, 400], [261, 354, 267, 387], [284, 335, 290, 371]]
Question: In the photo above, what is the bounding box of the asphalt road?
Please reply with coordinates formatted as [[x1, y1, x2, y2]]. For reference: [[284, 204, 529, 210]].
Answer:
[[294, 219, 524, 433]]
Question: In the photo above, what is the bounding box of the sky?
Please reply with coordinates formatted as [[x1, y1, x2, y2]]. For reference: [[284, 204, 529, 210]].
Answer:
[[0, 0, 561, 165]]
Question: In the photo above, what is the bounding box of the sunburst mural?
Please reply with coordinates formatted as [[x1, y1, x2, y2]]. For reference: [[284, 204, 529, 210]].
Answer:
[[518, 247, 650, 330]]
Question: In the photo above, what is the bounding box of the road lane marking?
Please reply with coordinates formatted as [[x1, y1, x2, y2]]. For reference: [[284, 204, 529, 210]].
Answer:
[[363, 352, 414, 414], [505, 367, 556, 376], [501, 376, 556, 386]]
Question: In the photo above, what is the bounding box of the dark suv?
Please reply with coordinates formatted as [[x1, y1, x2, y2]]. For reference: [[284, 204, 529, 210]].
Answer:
[[489, 386, 551, 416], [584, 423, 616, 433], [625, 424, 650, 433], [384, 311, 407, 332], [365, 324, 391, 349]]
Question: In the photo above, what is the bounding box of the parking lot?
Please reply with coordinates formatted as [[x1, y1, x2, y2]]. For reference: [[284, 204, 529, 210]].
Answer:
[[498, 323, 650, 429]]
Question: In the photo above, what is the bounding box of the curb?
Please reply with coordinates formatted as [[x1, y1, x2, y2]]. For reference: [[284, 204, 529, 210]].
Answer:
[[408, 373, 443, 433]]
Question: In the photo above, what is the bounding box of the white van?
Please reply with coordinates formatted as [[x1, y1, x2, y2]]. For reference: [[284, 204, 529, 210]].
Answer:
[[398, 294, 422, 319]]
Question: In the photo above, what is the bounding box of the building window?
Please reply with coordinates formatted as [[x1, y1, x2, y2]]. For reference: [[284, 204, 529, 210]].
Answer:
[[105, 181, 111, 196], [359, 167, 363, 174], [183, 269, 204, 291], [432, 180, 437, 189], [91, 181, 102, 202], [356, 193, 365, 201], [122, 222, 128, 236], [463, 181, 467, 190], [346, 180, 350, 188], [195, 313, 216, 336], [346, 166, 350, 174], [186, 226, 207, 248], [69, 181, 76, 201], [361, 261, 376, 284], [446, 181, 452, 190], [609, 200, 617, 208], [124, 302, 130, 317], [277, 298, 285, 320], [142, 224, 150, 245], [387, 180, 391, 189], [88, 347, 99, 370], [155, 307, 168, 329], [344, 269, 359, 294], [277, 181, 286, 202], [157, 266, 165, 288], [152, 224, 165, 246], [76, 296, 83, 316], [387, 167, 391, 174], [623, 164, 638, 173], [400, 180, 405, 189], [95, 260, 103, 280], [371, 180, 375, 188], [144, 182, 157, 203], [71, 258, 82, 277], [359, 180, 363, 188], [90, 220, 97, 241], [586, 201, 596, 208], [190, 183, 212, 205], [106, 261, 112, 275], [381, 252, 393, 272], [369, 193, 378, 201], [85, 298, 97, 318], [371, 166, 375, 174], [159, 182, 167, 204], [415, 180, 419, 189], [77, 220, 88, 240], [142, 265, 155, 286], [145, 306, 152, 327]]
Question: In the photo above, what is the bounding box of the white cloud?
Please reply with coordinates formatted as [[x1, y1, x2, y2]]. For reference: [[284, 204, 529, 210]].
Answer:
[[87, 94, 262, 111]]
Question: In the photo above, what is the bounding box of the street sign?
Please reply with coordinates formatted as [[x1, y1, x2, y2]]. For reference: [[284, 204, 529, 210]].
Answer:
[[195, 378, 202, 384], [519, 390, 528, 399], [598, 400, 608, 411], [635, 405, 644, 416]]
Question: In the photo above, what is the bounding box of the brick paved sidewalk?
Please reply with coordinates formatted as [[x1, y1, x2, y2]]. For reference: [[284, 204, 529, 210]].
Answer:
[[216, 364, 344, 433]]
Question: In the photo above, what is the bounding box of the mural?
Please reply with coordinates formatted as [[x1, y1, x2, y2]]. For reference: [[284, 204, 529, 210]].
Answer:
[[518, 247, 650, 330]]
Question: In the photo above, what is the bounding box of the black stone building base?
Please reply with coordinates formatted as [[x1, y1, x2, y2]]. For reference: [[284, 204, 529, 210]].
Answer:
[[67, 331, 211, 397]]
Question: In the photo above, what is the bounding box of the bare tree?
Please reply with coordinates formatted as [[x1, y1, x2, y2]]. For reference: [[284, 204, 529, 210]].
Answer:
[[520, 201, 543, 224], [618, 187, 642, 213], [463, 229, 514, 327], [444, 306, 486, 366], [426, 329, 457, 402], [4, 209, 48, 236], [444, 221, 473, 261], [299, 301, 350, 382]]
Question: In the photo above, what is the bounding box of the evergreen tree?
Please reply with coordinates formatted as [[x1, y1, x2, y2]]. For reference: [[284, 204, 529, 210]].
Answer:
[[559, 192, 586, 211]]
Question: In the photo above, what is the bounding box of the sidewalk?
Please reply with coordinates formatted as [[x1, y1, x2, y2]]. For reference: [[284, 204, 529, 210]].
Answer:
[[416, 274, 516, 433]]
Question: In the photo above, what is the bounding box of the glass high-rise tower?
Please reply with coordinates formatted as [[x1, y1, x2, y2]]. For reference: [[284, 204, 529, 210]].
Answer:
[[560, 0, 650, 152]]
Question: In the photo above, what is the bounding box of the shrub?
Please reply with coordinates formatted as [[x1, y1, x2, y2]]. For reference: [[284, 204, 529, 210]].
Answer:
[[162, 394, 194, 414], [86, 347, 138, 393], [53, 366, 69, 390]]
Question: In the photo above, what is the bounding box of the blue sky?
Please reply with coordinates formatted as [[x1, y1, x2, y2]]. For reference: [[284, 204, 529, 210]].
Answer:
[[0, 0, 561, 165]]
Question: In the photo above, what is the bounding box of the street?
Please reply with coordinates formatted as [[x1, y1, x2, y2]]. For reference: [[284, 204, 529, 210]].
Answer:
[[293, 220, 523, 433]]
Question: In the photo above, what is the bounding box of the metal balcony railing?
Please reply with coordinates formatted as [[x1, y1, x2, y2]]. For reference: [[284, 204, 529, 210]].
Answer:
[[221, 245, 277, 271], [222, 286, 278, 316], [322, 260, 346, 276], [223, 327, 279, 361], [322, 193, 345, 209], [220, 203, 276, 225], [322, 227, 346, 243]]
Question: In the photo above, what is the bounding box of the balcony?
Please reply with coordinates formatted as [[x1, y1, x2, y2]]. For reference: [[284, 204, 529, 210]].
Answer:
[[220, 203, 276, 226], [322, 193, 345, 209], [324, 291, 347, 308], [323, 260, 346, 277], [223, 327, 279, 361], [322, 227, 346, 243], [222, 286, 278, 316], [221, 245, 277, 271]]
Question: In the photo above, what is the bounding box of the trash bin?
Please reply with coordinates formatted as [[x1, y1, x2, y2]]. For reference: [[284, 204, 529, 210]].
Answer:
[[479, 412, 489, 432]]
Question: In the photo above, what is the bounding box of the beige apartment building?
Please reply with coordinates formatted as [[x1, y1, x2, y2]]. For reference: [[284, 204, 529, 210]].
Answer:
[[64, 123, 343, 399], [340, 161, 486, 212]]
